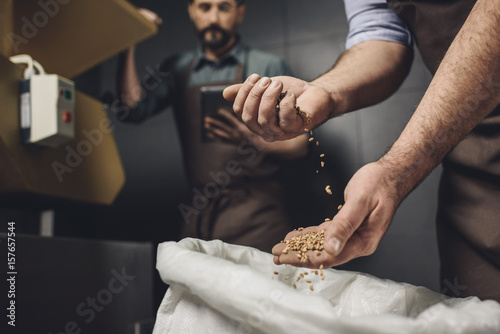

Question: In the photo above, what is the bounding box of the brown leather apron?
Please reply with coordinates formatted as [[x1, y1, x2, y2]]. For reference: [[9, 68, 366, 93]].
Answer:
[[388, 0, 500, 301], [175, 56, 292, 252]]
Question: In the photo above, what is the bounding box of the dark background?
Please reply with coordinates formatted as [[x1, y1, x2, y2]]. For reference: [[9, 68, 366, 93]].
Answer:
[[0, 0, 441, 328]]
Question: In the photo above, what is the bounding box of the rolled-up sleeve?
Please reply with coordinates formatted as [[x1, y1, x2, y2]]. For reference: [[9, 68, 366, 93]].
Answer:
[[344, 0, 412, 50]]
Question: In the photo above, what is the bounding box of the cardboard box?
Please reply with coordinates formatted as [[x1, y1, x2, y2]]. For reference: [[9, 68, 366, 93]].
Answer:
[[0, 0, 13, 58], [11, 0, 157, 78]]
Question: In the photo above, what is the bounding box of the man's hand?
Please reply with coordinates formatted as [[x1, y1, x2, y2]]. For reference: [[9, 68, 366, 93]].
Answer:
[[223, 74, 335, 142], [138, 8, 163, 25], [272, 161, 400, 268], [204, 108, 255, 145]]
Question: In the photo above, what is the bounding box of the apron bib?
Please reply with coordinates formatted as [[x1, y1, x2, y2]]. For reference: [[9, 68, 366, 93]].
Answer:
[[175, 55, 291, 252]]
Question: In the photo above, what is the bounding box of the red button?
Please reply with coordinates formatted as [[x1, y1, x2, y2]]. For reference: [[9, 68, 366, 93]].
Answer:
[[62, 111, 72, 123]]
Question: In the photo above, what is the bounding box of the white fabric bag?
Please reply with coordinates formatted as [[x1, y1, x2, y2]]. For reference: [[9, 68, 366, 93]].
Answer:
[[153, 238, 500, 334]]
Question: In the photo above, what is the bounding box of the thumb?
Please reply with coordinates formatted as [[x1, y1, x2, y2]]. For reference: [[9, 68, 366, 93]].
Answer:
[[223, 84, 243, 102], [324, 202, 365, 257]]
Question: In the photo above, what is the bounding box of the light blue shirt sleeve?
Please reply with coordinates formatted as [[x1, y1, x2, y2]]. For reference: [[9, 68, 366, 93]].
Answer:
[[344, 0, 412, 50]]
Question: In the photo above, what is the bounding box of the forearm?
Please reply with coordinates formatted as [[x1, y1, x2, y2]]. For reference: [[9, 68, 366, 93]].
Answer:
[[118, 46, 143, 108], [380, 0, 500, 201], [312, 40, 413, 117]]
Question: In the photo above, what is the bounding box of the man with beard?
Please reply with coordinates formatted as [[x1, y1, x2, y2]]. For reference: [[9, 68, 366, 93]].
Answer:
[[116, 0, 308, 252]]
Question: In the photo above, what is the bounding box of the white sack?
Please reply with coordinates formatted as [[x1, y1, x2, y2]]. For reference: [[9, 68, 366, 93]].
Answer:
[[153, 238, 500, 334]]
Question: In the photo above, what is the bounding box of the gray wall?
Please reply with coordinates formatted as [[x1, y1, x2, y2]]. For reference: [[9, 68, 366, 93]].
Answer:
[[98, 0, 441, 292]]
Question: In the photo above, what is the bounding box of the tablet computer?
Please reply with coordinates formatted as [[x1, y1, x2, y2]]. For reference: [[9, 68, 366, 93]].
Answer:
[[200, 85, 234, 142]]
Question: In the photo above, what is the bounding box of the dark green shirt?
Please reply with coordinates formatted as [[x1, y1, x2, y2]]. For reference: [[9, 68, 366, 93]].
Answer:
[[120, 41, 292, 123]]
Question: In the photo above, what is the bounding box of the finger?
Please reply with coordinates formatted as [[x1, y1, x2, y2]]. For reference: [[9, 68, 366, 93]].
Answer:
[[231, 74, 260, 119], [207, 128, 231, 142], [206, 131, 229, 143], [206, 126, 235, 144], [258, 80, 286, 140], [241, 77, 273, 137], [205, 116, 233, 133], [273, 251, 305, 267], [205, 122, 233, 141], [272, 249, 332, 268], [206, 131, 216, 141], [284, 249, 332, 268], [278, 91, 306, 135], [216, 108, 240, 127], [223, 84, 243, 102], [272, 242, 287, 256]]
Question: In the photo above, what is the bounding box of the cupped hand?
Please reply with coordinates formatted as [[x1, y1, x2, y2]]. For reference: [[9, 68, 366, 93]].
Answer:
[[272, 161, 400, 268], [223, 74, 334, 142]]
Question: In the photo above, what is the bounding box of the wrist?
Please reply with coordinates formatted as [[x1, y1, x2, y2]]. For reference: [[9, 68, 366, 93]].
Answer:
[[305, 81, 342, 132], [309, 78, 346, 119], [373, 157, 411, 207], [328, 87, 347, 117], [377, 142, 437, 204]]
